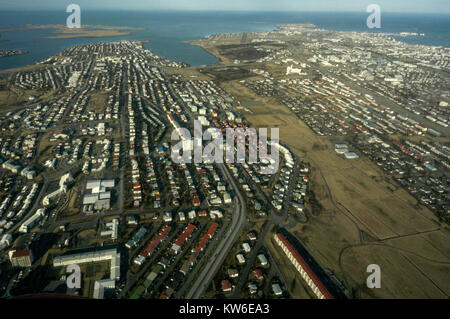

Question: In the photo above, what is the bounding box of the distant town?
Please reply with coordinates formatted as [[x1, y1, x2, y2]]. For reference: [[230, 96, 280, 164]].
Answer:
[[0, 50, 27, 59], [0, 23, 448, 300]]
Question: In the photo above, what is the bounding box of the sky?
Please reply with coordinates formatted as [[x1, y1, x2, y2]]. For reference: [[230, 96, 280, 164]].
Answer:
[[0, 0, 449, 14]]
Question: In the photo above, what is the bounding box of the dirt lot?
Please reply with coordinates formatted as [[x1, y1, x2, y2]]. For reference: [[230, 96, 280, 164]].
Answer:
[[87, 91, 108, 113], [200, 66, 252, 82], [163, 66, 213, 80], [215, 43, 271, 61], [0, 86, 32, 112]]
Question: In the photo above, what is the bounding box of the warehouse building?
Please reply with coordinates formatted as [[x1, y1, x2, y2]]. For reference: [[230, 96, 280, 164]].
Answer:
[[82, 179, 115, 212]]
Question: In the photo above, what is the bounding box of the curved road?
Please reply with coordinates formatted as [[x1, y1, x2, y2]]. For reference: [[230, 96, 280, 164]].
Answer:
[[186, 163, 246, 299]]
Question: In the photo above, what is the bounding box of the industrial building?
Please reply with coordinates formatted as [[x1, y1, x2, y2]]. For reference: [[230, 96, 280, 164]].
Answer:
[[82, 179, 115, 212]]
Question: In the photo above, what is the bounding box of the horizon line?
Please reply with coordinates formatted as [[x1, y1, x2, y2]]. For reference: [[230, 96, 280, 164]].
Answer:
[[0, 9, 449, 15]]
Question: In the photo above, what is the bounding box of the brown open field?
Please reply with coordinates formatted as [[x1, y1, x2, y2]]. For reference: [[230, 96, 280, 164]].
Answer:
[[0, 87, 33, 111], [0, 63, 44, 75], [0, 78, 55, 114], [163, 66, 213, 80], [0, 24, 145, 40], [218, 78, 450, 298], [88, 91, 107, 113], [339, 244, 449, 298]]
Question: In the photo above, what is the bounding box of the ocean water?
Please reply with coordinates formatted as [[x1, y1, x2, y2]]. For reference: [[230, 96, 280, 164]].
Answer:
[[0, 10, 449, 70]]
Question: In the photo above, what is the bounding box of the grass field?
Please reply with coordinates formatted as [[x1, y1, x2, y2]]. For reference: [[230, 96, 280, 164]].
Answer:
[[218, 77, 450, 299]]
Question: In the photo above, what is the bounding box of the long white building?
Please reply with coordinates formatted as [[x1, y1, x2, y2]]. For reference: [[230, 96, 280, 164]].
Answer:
[[19, 208, 45, 233], [274, 233, 333, 299], [53, 248, 121, 284]]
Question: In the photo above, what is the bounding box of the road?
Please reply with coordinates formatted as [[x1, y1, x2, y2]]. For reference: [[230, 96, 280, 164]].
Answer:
[[229, 160, 300, 297], [118, 70, 128, 214], [185, 163, 246, 299]]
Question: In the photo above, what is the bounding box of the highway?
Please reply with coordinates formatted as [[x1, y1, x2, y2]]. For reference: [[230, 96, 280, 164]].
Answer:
[[185, 163, 246, 299]]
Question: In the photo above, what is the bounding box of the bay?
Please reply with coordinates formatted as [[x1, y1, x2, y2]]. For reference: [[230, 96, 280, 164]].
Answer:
[[0, 10, 449, 71]]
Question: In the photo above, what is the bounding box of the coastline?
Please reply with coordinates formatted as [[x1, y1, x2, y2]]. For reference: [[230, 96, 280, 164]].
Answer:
[[0, 21, 444, 75], [0, 24, 146, 40], [0, 11, 448, 71], [0, 25, 448, 299], [0, 40, 150, 75]]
